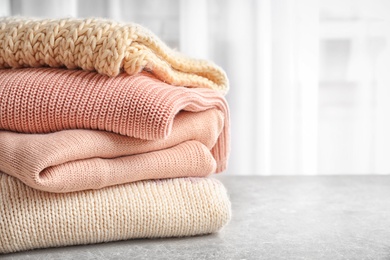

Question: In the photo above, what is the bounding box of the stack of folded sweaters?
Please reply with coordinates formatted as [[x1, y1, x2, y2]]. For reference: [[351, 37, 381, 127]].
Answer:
[[0, 17, 231, 254]]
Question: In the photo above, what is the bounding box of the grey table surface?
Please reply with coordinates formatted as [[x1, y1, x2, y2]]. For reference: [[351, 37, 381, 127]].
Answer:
[[3, 175, 390, 260]]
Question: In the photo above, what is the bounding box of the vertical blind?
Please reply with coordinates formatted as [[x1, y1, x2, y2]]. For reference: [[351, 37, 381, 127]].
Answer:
[[1, 0, 390, 175]]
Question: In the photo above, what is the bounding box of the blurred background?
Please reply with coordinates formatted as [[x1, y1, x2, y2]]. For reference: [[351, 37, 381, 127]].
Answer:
[[1, 0, 390, 175]]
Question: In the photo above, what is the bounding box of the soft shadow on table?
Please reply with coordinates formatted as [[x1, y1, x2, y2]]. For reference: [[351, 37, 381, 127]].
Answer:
[[3, 233, 231, 260]]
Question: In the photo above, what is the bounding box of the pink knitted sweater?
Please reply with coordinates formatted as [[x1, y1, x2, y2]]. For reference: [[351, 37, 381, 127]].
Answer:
[[0, 109, 224, 192], [0, 68, 229, 172]]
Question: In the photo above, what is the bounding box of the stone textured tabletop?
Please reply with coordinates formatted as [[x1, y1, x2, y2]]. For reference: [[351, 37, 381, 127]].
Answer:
[[3, 175, 390, 260]]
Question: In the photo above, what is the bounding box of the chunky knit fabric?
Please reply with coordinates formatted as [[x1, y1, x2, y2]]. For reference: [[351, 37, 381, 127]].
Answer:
[[0, 68, 229, 172], [0, 17, 228, 92], [0, 109, 224, 193], [0, 173, 231, 254]]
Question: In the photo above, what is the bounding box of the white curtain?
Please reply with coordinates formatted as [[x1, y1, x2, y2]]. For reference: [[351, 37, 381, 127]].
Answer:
[[1, 0, 390, 175]]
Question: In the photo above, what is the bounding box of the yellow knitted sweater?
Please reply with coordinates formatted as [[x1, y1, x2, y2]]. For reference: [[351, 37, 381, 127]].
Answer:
[[0, 17, 228, 92]]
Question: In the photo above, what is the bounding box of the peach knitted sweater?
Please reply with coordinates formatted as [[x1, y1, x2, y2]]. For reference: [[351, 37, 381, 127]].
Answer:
[[0, 17, 228, 92], [0, 109, 224, 193], [0, 68, 229, 172], [0, 173, 231, 254]]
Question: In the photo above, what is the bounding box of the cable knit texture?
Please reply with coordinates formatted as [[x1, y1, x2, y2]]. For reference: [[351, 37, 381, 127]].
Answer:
[[0, 109, 224, 193], [0, 68, 230, 172], [0, 174, 231, 254], [0, 17, 228, 92]]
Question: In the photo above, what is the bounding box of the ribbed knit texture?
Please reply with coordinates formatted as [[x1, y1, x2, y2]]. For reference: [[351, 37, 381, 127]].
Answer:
[[0, 68, 229, 172], [0, 109, 224, 193], [0, 17, 228, 92], [0, 173, 231, 254]]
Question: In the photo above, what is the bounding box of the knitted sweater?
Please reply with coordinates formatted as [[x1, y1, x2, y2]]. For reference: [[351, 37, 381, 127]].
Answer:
[[0, 109, 224, 193], [0, 17, 228, 92], [0, 68, 229, 172], [0, 173, 231, 254]]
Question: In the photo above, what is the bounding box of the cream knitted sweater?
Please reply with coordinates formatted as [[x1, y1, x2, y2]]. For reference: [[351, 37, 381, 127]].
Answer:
[[0, 173, 231, 254], [0, 17, 228, 92]]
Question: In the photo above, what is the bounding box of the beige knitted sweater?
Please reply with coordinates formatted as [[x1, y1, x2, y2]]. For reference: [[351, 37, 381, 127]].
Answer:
[[0, 17, 228, 92], [0, 173, 231, 254]]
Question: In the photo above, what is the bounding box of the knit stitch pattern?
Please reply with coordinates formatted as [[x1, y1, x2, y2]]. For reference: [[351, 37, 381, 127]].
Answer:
[[0, 174, 231, 254], [0, 17, 228, 92], [0, 68, 229, 172], [0, 109, 224, 193]]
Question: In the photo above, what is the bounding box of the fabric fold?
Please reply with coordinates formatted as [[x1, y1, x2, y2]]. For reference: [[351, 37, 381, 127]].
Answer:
[[0, 174, 231, 254], [0, 68, 230, 172], [0, 109, 224, 192], [0, 17, 228, 92]]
